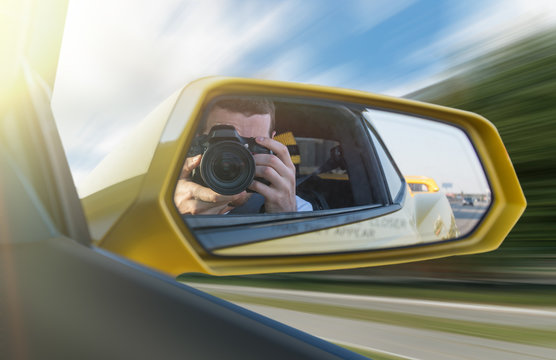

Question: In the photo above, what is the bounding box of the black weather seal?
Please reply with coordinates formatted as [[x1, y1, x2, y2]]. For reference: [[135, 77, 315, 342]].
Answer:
[[185, 204, 401, 252]]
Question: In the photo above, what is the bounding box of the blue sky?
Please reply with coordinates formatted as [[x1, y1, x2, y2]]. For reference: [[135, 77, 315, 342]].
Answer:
[[51, 0, 556, 189], [228, 0, 450, 88]]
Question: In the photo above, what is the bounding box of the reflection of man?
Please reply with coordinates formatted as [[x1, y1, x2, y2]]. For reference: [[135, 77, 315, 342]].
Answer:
[[174, 97, 312, 215]]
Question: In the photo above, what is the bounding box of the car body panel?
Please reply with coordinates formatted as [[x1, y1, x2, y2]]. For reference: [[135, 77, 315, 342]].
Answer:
[[1, 238, 365, 360], [214, 186, 458, 256], [0, 1, 366, 358], [1, 0, 90, 247], [412, 191, 459, 240]]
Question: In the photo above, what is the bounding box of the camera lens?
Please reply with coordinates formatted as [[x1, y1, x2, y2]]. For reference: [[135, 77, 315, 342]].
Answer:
[[213, 152, 244, 181], [199, 141, 255, 195]]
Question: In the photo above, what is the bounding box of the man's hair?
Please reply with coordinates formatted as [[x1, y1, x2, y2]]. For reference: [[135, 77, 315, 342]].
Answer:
[[208, 96, 275, 135]]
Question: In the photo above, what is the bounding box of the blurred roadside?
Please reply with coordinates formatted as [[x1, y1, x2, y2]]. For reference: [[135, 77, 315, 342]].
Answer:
[[182, 27, 556, 294], [181, 26, 556, 360], [409, 27, 556, 254], [397, 26, 556, 286], [299, 256, 556, 286], [285, 27, 556, 289], [289, 26, 556, 289]]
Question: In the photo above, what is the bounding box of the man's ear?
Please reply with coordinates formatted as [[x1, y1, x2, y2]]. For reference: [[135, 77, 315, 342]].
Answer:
[[271, 130, 276, 138]]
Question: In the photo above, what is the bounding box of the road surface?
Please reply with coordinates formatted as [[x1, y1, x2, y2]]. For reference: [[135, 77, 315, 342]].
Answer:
[[188, 283, 556, 360], [450, 201, 487, 235]]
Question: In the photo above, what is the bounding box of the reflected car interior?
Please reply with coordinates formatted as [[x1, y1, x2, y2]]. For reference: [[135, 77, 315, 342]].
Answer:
[[181, 99, 404, 252]]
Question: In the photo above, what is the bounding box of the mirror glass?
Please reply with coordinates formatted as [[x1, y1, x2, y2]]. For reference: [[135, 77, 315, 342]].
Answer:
[[366, 110, 491, 237], [173, 95, 491, 256]]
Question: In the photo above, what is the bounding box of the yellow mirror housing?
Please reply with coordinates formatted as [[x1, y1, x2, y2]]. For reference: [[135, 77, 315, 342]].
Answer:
[[81, 77, 526, 276]]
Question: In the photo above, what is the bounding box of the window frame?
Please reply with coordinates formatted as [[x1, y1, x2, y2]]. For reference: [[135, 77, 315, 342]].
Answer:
[[363, 113, 406, 204]]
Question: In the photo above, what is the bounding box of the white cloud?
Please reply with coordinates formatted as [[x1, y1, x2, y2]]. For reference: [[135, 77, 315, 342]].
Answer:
[[53, 0, 556, 186], [380, 71, 453, 97], [252, 47, 314, 81], [302, 63, 359, 89], [405, 0, 556, 74], [347, 0, 416, 34], [379, 0, 556, 96], [157, 1, 311, 79], [53, 0, 315, 184], [250, 0, 417, 91]]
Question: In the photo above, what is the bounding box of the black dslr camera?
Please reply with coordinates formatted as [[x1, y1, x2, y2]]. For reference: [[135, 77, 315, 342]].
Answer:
[[187, 125, 271, 195]]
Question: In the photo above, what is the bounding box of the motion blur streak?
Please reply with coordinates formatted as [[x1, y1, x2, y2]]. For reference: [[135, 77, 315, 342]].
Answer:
[[408, 26, 556, 281], [191, 284, 556, 318], [319, 337, 420, 360], [186, 282, 556, 360], [54, 1, 556, 187]]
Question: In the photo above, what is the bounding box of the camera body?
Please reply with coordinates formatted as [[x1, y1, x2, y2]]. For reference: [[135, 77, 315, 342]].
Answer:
[[187, 125, 271, 195]]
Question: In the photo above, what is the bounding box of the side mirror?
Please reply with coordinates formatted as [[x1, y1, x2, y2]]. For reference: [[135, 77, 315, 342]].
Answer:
[[80, 77, 525, 276]]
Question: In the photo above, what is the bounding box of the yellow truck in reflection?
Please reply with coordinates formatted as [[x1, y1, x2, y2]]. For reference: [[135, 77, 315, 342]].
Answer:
[[405, 175, 440, 193]]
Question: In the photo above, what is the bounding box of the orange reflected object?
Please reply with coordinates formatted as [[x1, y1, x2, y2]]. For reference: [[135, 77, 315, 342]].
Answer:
[[405, 175, 440, 193]]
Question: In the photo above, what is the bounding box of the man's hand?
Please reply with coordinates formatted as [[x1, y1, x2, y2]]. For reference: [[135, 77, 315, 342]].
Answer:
[[174, 155, 246, 215], [249, 137, 297, 213]]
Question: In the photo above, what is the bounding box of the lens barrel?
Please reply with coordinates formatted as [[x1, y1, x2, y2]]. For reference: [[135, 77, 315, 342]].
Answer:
[[199, 141, 255, 195]]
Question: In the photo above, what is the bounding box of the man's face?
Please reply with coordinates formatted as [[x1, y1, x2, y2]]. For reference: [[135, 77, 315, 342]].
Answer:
[[205, 107, 274, 138], [201, 106, 274, 207]]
